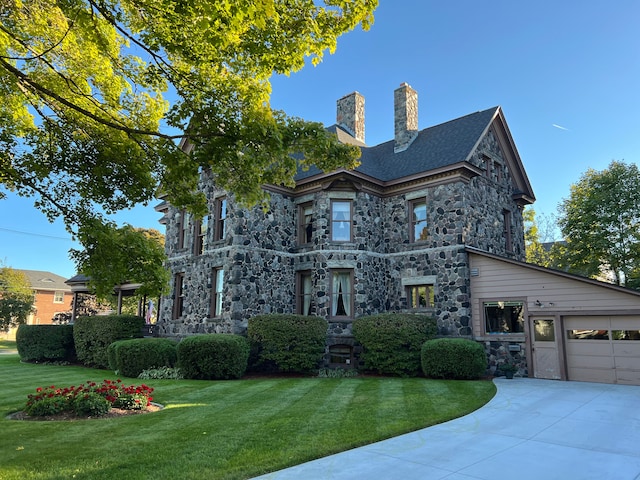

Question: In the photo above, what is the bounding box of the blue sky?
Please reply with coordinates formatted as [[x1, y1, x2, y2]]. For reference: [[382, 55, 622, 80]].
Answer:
[[1, 0, 638, 279]]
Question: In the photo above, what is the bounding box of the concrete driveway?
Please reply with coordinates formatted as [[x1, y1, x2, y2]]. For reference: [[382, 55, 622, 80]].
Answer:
[[254, 378, 640, 480]]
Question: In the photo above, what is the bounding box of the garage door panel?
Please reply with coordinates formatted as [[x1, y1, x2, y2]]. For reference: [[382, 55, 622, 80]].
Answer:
[[565, 317, 610, 329], [568, 366, 616, 384], [610, 317, 640, 330], [614, 356, 640, 370], [612, 342, 640, 356], [565, 341, 612, 356], [616, 370, 640, 385], [567, 354, 613, 369]]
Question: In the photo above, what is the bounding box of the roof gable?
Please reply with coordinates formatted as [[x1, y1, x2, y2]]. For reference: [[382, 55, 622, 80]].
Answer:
[[18, 270, 71, 292], [294, 106, 535, 202]]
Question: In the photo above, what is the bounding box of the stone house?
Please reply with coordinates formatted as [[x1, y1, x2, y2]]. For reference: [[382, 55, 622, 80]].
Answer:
[[156, 83, 537, 368]]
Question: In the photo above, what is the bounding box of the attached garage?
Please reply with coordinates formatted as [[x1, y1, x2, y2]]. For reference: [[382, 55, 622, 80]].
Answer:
[[468, 248, 640, 386], [564, 316, 640, 385]]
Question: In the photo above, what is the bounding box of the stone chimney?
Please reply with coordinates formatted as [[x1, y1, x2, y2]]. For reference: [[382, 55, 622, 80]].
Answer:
[[394, 82, 418, 153], [336, 91, 365, 143]]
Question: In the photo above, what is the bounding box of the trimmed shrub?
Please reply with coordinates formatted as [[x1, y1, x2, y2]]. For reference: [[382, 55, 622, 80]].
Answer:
[[16, 324, 76, 363], [108, 338, 178, 378], [72, 392, 111, 416], [421, 338, 487, 380], [73, 315, 145, 369], [177, 334, 250, 380], [247, 314, 327, 373], [352, 313, 437, 377]]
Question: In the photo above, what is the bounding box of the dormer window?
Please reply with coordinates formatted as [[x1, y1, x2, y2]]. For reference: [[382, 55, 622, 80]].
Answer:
[[331, 200, 352, 242]]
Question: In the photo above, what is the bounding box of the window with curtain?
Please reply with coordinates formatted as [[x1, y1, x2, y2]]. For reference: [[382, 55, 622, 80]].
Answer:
[[209, 268, 224, 317], [296, 271, 313, 316], [410, 199, 428, 242], [331, 270, 353, 318], [331, 200, 352, 242]]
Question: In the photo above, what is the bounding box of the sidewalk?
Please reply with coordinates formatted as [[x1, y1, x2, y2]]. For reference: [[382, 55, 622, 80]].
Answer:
[[254, 378, 640, 480]]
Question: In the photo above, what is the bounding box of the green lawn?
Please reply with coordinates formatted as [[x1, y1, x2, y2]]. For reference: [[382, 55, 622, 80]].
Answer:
[[0, 354, 496, 480], [0, 339, 16, 350]]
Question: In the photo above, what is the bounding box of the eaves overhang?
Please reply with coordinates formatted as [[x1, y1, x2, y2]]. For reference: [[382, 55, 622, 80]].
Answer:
[[265, 162, 484, 198]]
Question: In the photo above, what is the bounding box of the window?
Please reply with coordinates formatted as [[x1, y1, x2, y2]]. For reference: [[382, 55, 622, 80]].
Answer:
[[484, 301, 524, 334], [214, 197, 228, 241], [53, 291, 64, 304], [331, 270, 353, 318], [177, 210, 189, 249], [567, 330, 609, 340], [483, 154, 492, 178], [329, 344, 353, 366], [209, 268, 224, 317], [193, 216, 208, 255], [296, 271, 313, 316], [406, 285, 434, 309], [298, 202, 314, 245], [173, 273, 185, 319], [410, 200, 428, 242], [331, 200, 352, 242], [503, 210, 513, 252]]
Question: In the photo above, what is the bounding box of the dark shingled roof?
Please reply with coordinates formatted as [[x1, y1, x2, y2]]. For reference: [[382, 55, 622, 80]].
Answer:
[[296, 106, 499, 183]]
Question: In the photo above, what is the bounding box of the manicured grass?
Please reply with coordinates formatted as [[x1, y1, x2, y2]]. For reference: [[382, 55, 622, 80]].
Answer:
[[0, 339, 16, 350], [0, 354, 496, 479]]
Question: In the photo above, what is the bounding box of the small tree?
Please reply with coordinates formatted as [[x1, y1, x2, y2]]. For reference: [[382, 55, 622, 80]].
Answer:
[[0, 265, 33, 331]]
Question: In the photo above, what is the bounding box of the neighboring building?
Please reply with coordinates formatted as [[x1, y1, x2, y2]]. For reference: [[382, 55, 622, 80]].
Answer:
[[157, 83, 534, 362], [19, 270, 73, 325]]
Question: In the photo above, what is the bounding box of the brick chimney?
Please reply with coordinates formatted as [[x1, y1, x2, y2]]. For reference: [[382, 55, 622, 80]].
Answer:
[[394, 82, 418, 153], [336, 91, 365, 144]]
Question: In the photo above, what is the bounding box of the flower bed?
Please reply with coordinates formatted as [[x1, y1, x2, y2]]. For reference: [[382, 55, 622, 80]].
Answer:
[[23, 379, 154, 418]]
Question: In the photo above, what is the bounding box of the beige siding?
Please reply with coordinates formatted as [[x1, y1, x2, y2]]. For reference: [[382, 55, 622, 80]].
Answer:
[[469, 253, 640, 338]]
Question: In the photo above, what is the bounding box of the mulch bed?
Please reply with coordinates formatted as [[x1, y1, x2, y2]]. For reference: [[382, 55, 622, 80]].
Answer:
[[7, 403, 162, 421]]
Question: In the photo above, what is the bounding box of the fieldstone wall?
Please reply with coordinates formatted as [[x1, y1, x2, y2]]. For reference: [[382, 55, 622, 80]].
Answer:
[[157, 128, 527, 344], [484, 340, 528, 377]]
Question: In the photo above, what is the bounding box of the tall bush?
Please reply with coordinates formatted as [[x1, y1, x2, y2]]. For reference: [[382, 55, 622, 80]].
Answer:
[[108, 338, 178, 378], [421, 338, 487, 380], [16, 324, 76, 362], [352, 313, 437, 377], [73, 315, 144, 369], [177, 334, 249, 380], [247, 314, 327, 373]]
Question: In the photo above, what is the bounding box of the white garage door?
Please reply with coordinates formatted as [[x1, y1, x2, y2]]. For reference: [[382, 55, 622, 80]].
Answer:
[[565, 316, 640, 385]]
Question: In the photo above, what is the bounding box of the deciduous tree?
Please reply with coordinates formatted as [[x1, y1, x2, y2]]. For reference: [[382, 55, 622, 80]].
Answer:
[[0, 264, 34, 331], [558, 161, 640, 287], [70, 221, 169, 299], [0, 0, 376, 293]]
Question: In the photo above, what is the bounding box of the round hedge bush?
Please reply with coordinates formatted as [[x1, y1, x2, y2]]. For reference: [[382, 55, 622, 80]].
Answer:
[[107, 338, 178, 378], [16, 324, 76, 363], [247, 314, 327, 373], [177, 334, 250, 380], [352, 313, 437, 377], [421, 338, 487, 380]]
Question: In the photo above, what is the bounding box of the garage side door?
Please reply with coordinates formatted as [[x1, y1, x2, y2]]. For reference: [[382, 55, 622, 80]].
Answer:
[[565, 316, 640, 385]]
